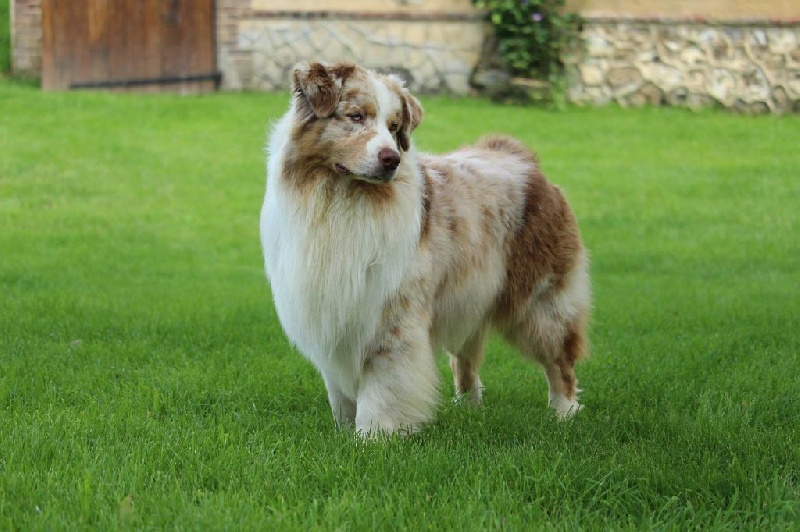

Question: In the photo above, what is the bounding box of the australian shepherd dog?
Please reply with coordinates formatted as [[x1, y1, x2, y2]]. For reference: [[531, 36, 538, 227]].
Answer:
[[260, 62, 591, 436]]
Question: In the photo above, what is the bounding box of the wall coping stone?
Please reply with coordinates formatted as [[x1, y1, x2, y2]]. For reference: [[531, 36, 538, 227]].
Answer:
[[582, 14, 800, 27], [249, 10, 485, 22]]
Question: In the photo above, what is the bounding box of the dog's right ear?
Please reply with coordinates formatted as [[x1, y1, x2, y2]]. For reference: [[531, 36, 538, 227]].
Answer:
[[398, 92, 424, 152], [292, 62, 355, 119], [385, 74, 423, 152]]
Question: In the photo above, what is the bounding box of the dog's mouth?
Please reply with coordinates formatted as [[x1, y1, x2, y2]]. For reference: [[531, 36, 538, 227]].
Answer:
[[334, 163, 395, 183]]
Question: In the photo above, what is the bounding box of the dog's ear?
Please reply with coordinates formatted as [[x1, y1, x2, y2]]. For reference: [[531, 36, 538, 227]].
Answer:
[[397, 90, 424, 152], [292, 62, 355, 119]]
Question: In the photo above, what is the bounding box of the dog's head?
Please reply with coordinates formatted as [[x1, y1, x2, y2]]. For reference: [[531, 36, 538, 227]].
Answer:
[[290, 62, 423, 183]]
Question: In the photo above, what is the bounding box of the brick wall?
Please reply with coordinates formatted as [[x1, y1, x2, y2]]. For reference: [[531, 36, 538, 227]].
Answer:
[[217, 0, 253, 91], [10, 0, 41, 75]]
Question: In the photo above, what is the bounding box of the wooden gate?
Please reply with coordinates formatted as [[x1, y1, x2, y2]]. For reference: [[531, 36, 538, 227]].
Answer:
[[41, 0, 218, 92]]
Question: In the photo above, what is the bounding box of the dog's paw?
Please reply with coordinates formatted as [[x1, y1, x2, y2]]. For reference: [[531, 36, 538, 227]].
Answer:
[[356, 422, 419, 440], [549, 393, 583, 421], [453, 388, 483, 406], [554, 402, 583, 421]]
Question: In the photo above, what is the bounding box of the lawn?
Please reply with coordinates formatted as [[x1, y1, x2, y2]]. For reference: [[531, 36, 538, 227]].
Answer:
[[1, 79, 798, 529]]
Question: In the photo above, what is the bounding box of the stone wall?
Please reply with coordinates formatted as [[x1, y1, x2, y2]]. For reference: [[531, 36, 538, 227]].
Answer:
[[10, 0, 42, 76], [218, 8, 485, 94], [9, 0, 800, 112], [566, 19, 800, 113]]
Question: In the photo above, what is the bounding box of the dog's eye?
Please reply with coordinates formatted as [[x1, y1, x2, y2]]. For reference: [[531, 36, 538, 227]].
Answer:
[[347, 113, 364, 124], [389, 122, 400, 133]]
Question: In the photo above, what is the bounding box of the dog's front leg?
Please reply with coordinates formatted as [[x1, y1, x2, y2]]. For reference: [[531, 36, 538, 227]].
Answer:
[[355, 328, 439, 437], [322, 374, 357, 427]]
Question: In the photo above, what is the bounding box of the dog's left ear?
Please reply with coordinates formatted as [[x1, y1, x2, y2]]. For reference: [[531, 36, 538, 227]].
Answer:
[[397, 92, 423, 152], [292, 62, 356, 118], [387, 75, 424, 152]]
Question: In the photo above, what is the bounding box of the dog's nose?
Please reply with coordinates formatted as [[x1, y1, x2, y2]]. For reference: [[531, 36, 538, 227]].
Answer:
[[378, 148, 401, 171]]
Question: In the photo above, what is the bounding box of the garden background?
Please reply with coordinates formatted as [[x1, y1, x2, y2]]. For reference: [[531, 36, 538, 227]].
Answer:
[[1, 1, 799, 528]]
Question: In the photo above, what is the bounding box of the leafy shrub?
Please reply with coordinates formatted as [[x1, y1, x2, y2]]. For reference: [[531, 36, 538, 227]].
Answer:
[[472, 0, 581, 80]]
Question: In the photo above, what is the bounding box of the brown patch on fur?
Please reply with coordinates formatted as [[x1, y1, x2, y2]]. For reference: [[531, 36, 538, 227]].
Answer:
[[450, 329, 486, 396], [556, 329, 581, 399], [293, 62, 356, 118], [493, 146, 583, 318], [329, 63, 356, 80], [341, 87, 362, 101], [556, 361, 577, 399], [562, 318, 588, 365], [347, 179, 396, 206], [542, 316, 588, 401], [450, 355, 478, 395], [340, 97, 377, 119], [282, 115, 337, 195], [419, 168, 434, 244]]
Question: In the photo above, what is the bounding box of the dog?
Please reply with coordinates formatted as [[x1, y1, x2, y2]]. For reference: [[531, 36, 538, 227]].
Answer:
[[260, 62, 590, 436]]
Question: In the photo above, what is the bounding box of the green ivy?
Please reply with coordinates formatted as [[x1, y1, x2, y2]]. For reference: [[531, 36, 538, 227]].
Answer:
[[472, 0, 581, 80]]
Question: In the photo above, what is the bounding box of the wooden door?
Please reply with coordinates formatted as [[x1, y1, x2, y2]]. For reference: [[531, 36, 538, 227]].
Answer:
[[42, 0, 218, 92]]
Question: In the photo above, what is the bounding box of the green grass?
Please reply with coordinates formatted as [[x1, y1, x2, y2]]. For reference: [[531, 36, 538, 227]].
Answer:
[[1, 80, 798, 529], [1, 0, 10, 73]]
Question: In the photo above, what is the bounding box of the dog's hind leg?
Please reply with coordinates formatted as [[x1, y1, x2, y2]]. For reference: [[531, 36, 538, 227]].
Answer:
[[449, 326, 487, 405], [540, 319, 587, 419], [504, 305, 588, 420], [506, 255, 591, 419]]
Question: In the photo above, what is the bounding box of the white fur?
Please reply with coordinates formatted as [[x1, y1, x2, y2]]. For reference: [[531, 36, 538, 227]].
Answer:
[[261, 102, 423, 411]]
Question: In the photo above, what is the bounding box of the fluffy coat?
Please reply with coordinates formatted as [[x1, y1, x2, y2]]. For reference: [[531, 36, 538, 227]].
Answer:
[[260, 62, 590, 436]]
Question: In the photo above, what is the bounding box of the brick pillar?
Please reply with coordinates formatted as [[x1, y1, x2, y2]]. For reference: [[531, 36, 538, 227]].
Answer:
[[11, 0, 43, 76], [216, 0, 253, 90]]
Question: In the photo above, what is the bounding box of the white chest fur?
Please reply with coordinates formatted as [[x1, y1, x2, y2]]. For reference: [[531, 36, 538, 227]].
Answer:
[[260, 114, 422, 397]]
